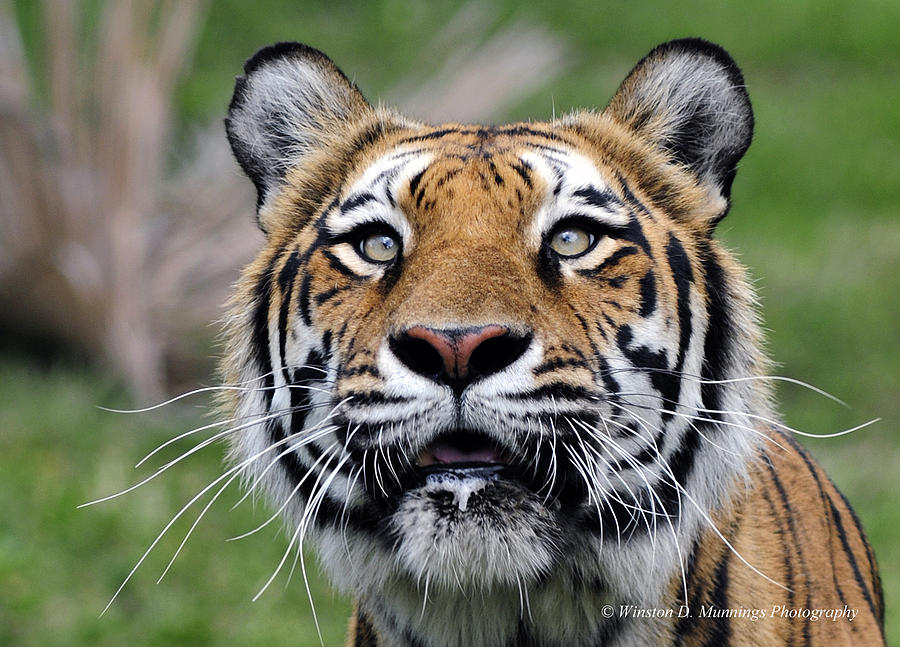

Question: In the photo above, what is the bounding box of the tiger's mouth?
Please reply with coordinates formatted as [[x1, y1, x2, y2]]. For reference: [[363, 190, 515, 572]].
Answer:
[[340, 421, 582, 506], [406, 429, 554, 499], [415, 430, 511, 472]]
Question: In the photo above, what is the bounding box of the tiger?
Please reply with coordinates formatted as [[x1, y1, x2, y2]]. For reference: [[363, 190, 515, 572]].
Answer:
[[220, 38, 885, 646]]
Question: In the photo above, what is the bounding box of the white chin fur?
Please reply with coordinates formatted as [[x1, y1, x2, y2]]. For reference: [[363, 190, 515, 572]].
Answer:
[[317, 476, 561, 595], [392, 476, 560, 590]]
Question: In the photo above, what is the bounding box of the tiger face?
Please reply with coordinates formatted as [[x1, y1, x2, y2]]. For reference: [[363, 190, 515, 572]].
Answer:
[[219, 40, 832, 645]]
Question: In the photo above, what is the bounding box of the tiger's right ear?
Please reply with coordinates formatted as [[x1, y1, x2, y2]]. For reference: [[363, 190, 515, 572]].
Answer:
[[225, 42, 372, 223]]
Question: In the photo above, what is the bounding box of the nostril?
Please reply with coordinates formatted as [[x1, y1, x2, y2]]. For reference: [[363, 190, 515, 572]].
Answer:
[[468, 332, 533, 378], [388, 334, 447, 379], [389, 325, 532, 389]]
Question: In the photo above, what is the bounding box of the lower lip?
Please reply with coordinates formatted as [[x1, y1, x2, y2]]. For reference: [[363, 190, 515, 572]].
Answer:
[[418, 463, 507, 478], [415, 464, 510, 489]]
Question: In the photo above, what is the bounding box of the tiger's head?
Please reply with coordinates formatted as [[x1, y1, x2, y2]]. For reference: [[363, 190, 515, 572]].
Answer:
[[222, 38, 770, 629]]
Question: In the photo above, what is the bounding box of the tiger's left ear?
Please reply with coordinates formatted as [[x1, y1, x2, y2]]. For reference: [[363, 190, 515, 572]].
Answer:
[[605, 38, 753, 206]]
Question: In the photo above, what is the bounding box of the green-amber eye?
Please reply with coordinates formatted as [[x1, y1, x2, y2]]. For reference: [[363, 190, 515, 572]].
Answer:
[[549, 226, 594, 257], [360, 232, 400, 263]]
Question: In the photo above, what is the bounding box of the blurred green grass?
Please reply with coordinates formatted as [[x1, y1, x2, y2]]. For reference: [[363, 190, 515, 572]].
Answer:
[[4, 0, 898, 645]]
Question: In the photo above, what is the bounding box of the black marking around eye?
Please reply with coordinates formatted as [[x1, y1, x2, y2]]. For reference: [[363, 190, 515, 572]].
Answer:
[[623, 214, 652, 255]]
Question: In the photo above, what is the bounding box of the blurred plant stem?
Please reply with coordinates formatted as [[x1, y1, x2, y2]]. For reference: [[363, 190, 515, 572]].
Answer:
[[0, 0, 252, 400]]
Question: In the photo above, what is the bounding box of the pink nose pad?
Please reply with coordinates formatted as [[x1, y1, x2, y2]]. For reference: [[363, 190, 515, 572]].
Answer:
[[404, 325, 510, 379]]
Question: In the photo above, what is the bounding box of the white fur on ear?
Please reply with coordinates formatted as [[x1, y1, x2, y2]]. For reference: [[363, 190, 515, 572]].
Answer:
[[606, 38, 753, 203], [225, 42, 371, 218]]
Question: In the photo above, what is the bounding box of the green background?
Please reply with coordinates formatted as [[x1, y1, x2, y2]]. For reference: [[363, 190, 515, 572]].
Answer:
[[3, 1, 898, 645]]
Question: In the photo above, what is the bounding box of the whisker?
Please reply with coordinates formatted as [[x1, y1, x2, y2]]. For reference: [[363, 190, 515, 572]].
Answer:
[[136, 400, 336, 469], [227, 441, 338, 542], [80, 408, 295, 508], [597, 367, 848, 408], [96, 420, 334, 616], [96, 366, 337, 415]]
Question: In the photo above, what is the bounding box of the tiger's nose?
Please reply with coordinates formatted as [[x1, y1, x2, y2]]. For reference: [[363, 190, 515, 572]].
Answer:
[[389, 325, 532, 393]]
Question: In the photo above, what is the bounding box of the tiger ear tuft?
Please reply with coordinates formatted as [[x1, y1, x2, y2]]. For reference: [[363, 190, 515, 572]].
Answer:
[[605, 38, 753, 203], [225, 42, 372, 221]]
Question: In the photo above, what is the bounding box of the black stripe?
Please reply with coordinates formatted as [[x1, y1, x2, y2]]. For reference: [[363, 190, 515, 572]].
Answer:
[[573, 185, 622, 210], [831, 488, 884, 624], [596, 355, 622, 405], [341, 192, 377, 213], [703, 529, 733, 646], [251, 256, 278, 410], [408, 168, 426, 197], [827, 495, 879, 623], [674, 538, 704, 644], [488, 160, 504, 185], [512, 159, 533, 187], [314, 284, 351, 305], [277, 249, 302, 380], [322, 248, 363, 279], [698, 243, 730, 418], [341, 390, 409, 406], [666, 232, 694, 375], [532, 356, 587, 376], [400, 127, 473, 143], [638, 270, 657, 317], [497, 125, 569, 142], [577, 246, 638, 277], [623, 214, 652, 255], [618, 175, 652, 218], [298, 273, 312, 326], [616, 325, 678, 417], [512, 383, 593, 402], [791, 438, 877, 624], [763, 453, 810, 645], [341, 364, 380, 379]]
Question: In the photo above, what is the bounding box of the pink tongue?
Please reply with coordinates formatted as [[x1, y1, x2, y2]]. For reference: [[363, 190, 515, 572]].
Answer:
[[431, 442, 501, 464]]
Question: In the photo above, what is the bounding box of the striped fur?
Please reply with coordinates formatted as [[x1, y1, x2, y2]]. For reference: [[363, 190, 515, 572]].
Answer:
[[221, 39, 885, 646]]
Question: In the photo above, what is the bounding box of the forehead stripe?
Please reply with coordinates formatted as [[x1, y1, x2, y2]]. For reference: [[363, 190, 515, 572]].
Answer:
[[573, 186, 622, 210], [341, 192, 377, 214]]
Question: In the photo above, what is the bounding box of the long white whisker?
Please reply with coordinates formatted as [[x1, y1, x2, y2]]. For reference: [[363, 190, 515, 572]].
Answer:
[[97, 422, 325, 616], [80, 408, 294, 508]]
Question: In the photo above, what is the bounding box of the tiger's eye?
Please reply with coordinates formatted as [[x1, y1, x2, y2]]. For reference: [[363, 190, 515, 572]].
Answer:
[[360, 232, 399, 263], [549, 226, 594, 257]]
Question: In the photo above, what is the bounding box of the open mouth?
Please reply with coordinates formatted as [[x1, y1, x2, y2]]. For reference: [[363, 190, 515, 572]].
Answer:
[[416, 430, 511, 473]]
